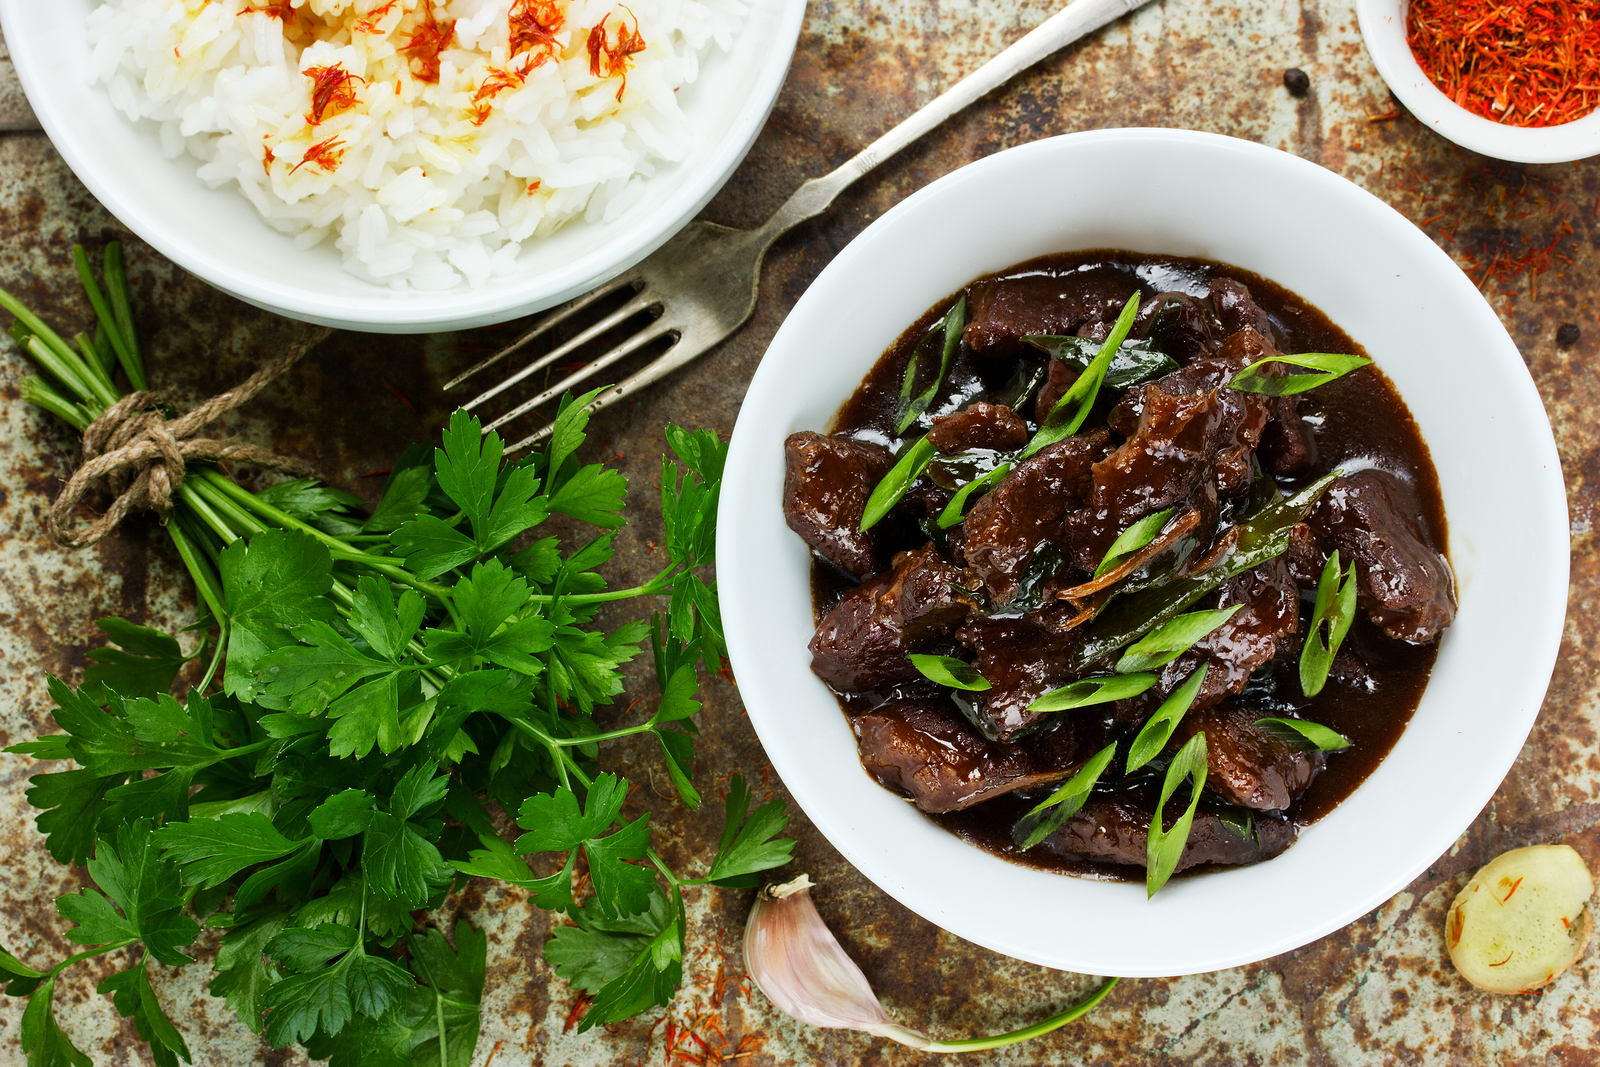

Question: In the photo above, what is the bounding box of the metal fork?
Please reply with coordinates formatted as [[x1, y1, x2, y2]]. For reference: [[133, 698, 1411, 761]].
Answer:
[[446, 0, 1155, 452]]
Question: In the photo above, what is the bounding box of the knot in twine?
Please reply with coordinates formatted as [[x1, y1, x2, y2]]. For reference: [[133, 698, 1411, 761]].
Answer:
[[50, 327, 333, 549]]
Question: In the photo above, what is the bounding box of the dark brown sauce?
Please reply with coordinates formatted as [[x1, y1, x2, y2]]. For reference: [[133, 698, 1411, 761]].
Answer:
[[812, 250, 1447, 879]]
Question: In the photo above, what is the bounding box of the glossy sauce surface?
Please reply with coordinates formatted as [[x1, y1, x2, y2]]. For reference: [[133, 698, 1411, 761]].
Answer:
[[812, 251, 1448, 879]]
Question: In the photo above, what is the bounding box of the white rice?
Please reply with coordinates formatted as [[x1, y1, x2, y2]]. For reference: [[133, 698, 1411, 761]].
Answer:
[[86, 0, 746, 291]]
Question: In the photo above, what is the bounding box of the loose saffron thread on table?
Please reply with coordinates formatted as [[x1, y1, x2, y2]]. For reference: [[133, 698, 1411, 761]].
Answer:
[[1406, 0, 1600, 127]]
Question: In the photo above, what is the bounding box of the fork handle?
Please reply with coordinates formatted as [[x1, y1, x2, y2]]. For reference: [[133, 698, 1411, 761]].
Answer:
[[756, 0, 1156, 243]]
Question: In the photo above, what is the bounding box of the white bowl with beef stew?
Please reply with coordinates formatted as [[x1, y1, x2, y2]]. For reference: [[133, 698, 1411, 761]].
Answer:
[[718, 129, 1568, 976]]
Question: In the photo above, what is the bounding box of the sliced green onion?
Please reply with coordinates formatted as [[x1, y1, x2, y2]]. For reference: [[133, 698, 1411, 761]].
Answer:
[[859, 437, 936, 532], [1018, 292, 1142, 460], [1027, 672, 1158, 714], [1070, 471, 1338, 672], [1012, 742, 1118, 851], [1227, 352, 1371, 395], [936, 462, 1012, 528], [908, 654, 990, 692], [1255, 717, 1351, 752], [1093, 507, 1177, 578], [1124, 665, 1209, 774], [1114, 605, 1241, 674], [1299, 550, 1358, 697], [1147, 730, 1208, 899], [895, 295, 967, 435]]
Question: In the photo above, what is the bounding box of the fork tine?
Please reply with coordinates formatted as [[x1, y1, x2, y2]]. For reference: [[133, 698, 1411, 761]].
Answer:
[[482, 318, 679, 437], [442, 274, 639, 391], [457, 290, 659, 412]]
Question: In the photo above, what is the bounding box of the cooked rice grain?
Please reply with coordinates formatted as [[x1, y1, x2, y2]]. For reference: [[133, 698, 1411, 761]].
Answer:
[[88, 0, 746, 291]]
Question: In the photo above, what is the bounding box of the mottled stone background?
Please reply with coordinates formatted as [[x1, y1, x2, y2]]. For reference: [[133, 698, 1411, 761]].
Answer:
[[0, 1, 1596, 1064]]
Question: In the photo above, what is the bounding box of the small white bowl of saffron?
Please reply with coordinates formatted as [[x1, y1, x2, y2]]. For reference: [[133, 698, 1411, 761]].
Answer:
[[1356, 0, 1600, 163]]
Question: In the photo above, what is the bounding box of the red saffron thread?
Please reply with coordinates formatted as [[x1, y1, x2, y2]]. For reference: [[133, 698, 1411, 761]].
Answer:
[[305, 64, 364, 125], [588, 8, 647, 101], [510, 0, 566, 59], [353, 0, 400, 34], [401, 7, 457, 84], [1407, 0, 1600, 127], [291, 135, 347, 174]]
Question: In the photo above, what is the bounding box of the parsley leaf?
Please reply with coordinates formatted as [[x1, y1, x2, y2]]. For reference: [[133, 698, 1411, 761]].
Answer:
[[97, 962, 191, 1067], [423, 560, 554, 674], [82, 618, 188, 699], [705, 775, 793, 887], [218, 529, 336, 697], [58, 821, 198, 967]]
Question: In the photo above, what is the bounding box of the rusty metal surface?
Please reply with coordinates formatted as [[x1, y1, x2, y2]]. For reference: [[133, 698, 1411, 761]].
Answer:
[[0, 2, 1597, 1065]]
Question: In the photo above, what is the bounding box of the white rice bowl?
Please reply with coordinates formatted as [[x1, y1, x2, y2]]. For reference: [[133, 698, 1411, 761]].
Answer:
[[87, 0, 746, 292]]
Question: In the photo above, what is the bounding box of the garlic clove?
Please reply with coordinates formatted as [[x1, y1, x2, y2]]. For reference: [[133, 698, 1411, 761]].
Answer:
[[742, 874, 931, 1048]]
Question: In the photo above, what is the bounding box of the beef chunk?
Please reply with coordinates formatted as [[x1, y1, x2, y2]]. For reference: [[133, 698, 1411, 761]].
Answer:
[[809, 545, 976, 693], [962, 269, 1141, 356], [1285, 521, 1321, 585], [783, 432, 892, 579], [1174, 704, 1325, 811], [1070, 387, 1224, 566], [963, 429, 1110, 605], [1035, 787, 1296, 870], [1260, 394, 1315, 474], [926, 402, 1029, 454], [957, 604, 1086, 741], [854, 700, 1081, 813], [1153, 556, 1300, 710], [1133, 292, 1222, 364], [1210, 276, 1277, 341], [1035, 358, 1079, 424], [1310, 470, 1455, 642]]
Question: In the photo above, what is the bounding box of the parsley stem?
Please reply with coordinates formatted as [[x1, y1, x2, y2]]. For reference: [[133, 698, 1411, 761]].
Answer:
[[918, 977, 1119, 1052], [165, 519, 228, 628], [48, 939, 139, 979], [196, 470, 455, 604], [522, 566, 678, 605], [178, 483, 245, 545], [646, 849, 681, 888], [196, 628, 227, 693], [543, 722, 657, 747]]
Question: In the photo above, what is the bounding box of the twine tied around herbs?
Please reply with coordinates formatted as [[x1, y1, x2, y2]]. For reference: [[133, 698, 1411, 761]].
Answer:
[[49, 327, 333, 549]]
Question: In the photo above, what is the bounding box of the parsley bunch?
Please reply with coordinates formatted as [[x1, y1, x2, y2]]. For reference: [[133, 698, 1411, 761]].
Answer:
[[0, 247, 794, 1066]]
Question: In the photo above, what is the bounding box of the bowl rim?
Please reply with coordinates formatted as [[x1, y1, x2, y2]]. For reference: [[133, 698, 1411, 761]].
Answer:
[[1356, 0, 1600, 164], [718, 127, 1569, 976], [0, 0, 806, 333]]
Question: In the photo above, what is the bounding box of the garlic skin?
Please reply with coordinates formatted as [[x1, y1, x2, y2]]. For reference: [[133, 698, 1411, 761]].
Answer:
[[743, 874, 931, 1048]]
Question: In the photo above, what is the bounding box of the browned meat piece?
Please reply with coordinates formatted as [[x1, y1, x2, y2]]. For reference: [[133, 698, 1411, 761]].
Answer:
[[1152, 555, 1301, 710], [1285, 521, 1321, 585], [1076, 388, 1224, 563], [809, 545, 977, 693], [1133, 292, 1222, 364], [957, 604, 1086, 741], [783, 432, 892, 579], [1173, 704, 1325, 811], [853, 700, 1081, 813], [1105, 326, 1280, 497], [1310, 470, 1456, 642], [1034, 787, 1296, 871], [962, 269, 1141, 356], [1210, 276, 1277, 340], [1035, 358, 1079, 423], [963, 429, 1111, 605], [1260, 394, 1315, 474], [926, 402, 1029, 454]]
